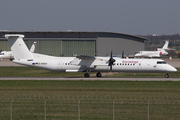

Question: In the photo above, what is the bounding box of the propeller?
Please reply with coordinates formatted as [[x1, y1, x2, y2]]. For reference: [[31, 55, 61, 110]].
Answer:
[[108, 51, 116, 71], [122, 50, 125, 58]]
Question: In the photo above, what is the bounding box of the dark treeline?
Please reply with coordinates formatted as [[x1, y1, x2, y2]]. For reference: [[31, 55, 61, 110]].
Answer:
[[142, 34, 180, 47], [140, 34, 180, 56]]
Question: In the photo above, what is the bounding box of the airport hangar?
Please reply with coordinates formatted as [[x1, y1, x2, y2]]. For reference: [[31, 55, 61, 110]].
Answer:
[[0, 31, 147, 57]]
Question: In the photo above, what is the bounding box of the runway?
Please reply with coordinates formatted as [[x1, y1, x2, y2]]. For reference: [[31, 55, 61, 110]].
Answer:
[[0, 77, 180, 81]]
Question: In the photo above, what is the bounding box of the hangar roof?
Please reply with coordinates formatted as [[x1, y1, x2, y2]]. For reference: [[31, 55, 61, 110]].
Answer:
[[0, 31, 147, 41]]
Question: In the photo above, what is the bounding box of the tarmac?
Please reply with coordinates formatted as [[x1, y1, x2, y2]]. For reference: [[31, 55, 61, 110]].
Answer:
[[0, 77, 179, 81]]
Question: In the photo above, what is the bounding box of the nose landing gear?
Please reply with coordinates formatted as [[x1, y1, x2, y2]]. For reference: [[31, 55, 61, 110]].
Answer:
[[165, 73, 169, 78]]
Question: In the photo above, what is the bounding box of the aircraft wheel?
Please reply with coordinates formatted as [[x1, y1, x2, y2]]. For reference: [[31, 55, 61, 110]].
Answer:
[[96, 72, 102, 77], [84, 73, 89, 77], [165, 73, 169, 78]]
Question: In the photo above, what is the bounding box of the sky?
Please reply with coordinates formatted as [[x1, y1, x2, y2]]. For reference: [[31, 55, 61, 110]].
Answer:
[[0, 0, 180, 35]]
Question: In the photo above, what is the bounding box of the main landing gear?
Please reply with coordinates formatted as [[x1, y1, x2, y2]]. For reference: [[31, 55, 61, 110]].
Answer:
[[96, 72, 102, 77], [84, 73, 90, 77], [84, 72, 102, 78], [165, 73, 169, 78]]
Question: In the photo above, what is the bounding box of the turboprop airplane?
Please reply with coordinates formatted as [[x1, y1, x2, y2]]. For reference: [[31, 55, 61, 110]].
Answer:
[[0, 42, 37, 60], [135, 41, 174, 58], [5, 34, 177, 78]]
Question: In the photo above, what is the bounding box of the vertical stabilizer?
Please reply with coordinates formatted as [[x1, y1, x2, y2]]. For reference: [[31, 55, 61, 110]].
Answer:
[[162, 41, 169, 49], [30, 42, 37, 53], [5, 34, 34, 60]]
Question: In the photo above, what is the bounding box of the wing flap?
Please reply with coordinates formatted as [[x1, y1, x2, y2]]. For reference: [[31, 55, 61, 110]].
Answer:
[[70, 56, 108, 67]]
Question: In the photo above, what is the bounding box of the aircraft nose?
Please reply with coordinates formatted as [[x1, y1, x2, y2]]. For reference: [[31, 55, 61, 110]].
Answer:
[[167, 65, 177, 72], [135, 54, 140, 57], [173, 67, 177, 72]]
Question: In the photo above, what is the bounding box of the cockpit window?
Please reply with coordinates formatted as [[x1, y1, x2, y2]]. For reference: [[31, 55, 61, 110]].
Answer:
[[0, 53, 4, 55], [162, 61, 166, 64], [157, 61, 167, 64]]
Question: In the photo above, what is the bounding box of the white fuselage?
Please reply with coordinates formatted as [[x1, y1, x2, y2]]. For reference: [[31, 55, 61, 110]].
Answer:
[[0, 51, 13, 59], [13, 53, 177, 73], [0, 42, 36, 60], [135, 50, 168, 58]]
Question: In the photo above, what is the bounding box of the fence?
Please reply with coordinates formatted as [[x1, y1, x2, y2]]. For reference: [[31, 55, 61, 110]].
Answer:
[[0, 95, 180, 120]]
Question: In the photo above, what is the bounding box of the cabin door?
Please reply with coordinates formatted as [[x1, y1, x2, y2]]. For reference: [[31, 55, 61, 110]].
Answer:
[[138, 62, 142, 71], [57, 61, 62, 70]]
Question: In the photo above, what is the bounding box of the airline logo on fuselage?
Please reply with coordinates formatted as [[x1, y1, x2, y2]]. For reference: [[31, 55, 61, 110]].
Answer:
[[122, 60, 138, 64]]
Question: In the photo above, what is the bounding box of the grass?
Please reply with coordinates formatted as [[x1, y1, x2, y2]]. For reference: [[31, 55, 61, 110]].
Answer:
[[0, 80, 180, 120], [0, 66, 179, 77], [0, 80, 180, 97], [0, 66, 180, 119]]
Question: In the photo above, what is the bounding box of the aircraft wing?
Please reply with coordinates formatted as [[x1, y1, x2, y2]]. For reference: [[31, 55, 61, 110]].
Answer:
[[70, 55, 108, 68], [148, 54, 160, 57], [141, 54, 160, 57], [76, 55, 96, 59]]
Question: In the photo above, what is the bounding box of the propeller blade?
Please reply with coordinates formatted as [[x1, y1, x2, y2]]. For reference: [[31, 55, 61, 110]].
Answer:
[[110, 64, 112, 71], [108, 51, 116, 72], [122, 50, 124, 58], [111, 51, 112, 58]]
